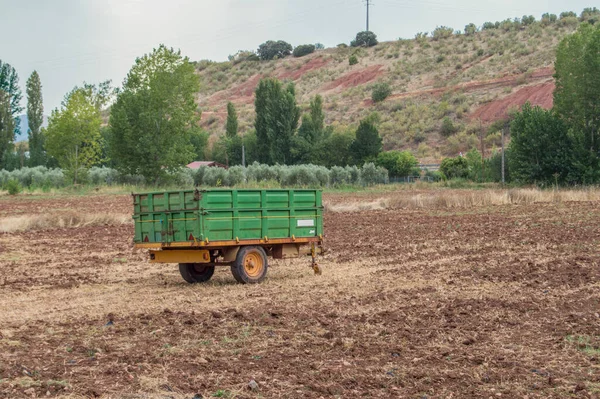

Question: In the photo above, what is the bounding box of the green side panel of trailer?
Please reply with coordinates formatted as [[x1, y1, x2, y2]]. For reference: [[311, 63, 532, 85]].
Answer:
[[133, 189, 323, 244]]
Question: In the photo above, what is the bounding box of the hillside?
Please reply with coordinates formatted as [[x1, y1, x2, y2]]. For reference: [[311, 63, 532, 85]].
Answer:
[[194, 18, 581, 163]]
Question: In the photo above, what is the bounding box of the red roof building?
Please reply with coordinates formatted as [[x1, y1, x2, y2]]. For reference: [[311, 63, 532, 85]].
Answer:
[[186, 161, 228, 170]]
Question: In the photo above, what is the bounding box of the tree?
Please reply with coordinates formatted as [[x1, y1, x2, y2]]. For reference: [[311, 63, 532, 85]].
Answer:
[[0, 90, 16, 169], [0, 60, 23, 167], [440, 156, 469, 179], [225, 102, 238, 138], [26, 71, 45, 166], [350, 119, 382, 164], [45, 88, 103, 184], [376, 151, 418, 177], [351, 31, 378, 47], [0, 60, 23, 129], [257, 40, 293, 60], [109, 45, 199, 183], [464, 23, 478, 35], [554, 23, 600, 179], [508, 103, 576, 185], [293, 44, 316, 57], [580, 7, 600, 23], [254, 78, 300, 164]]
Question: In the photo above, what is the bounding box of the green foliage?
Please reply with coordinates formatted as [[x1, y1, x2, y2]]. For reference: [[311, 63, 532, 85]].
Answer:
[[580, 7, 600, 23], [0, 59, 23, 134], [254, 78, 300, 164], [371, 82, 392, 103], [315, 43, 325, 50], [293, 44, 316, 58], [257, 40, 293, 60], [554, 22, 600, 178], [375, 150, 418, 177], [464, 23, 478, 36], [359, 162, 388, 186], [432, 26, 454, 40], [521, 15, 536, 25], [440, 116, 458, 137], [26, 71, 46, 167], [109, 45, 199, 184], [560, 11, 577, 19], [190, 129, 209, 160], [440, 156, 469, 179], [348, 55, 359, 66], [45, 87, 103, 184], [225, 102, 238, 138], [6, 178, 21, 195], [351, 31, 378, 47], [541, 13, 558, 25], [508, 103, 576, 185], [350, 119, 382, 164], [0, 90, 16, 170]]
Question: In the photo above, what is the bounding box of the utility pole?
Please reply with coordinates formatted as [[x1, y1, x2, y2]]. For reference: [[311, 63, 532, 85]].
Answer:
[[242, 144, 246, 168], [365, 0, 371, 31], [502, 121, 507, 185]]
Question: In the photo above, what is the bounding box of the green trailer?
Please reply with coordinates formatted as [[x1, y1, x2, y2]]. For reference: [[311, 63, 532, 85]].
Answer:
[[133, 188, 324, 284]]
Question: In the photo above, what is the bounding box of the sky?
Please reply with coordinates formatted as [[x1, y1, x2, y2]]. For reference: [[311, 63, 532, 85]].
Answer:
[[0, 0, 594, 113]]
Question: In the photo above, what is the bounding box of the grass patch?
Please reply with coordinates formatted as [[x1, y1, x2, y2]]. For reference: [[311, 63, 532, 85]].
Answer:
[[566, 335, 600, 356], [0, 212, 131, 233]]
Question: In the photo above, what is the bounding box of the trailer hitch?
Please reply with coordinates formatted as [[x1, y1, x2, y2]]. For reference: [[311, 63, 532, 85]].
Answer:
[[310, 242, 322, 275]]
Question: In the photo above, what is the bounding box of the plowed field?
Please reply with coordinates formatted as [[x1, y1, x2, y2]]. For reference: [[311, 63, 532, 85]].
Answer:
[[1, 191, 599, 399]]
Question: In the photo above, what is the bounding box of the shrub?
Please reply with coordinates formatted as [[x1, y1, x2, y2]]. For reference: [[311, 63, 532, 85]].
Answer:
[[330, 166, 351, 186], [440, 117, 458, 137], [226, 166, 246, 186], [464, 23, 478, 35], [432, 26, 454, 40], [371, 82, 392, 103], [293, 44, 316, 57], [560, 11, 577, 19], [375, 151, 418, 177], [337, 43, 348, 49], [351, 31, 378, 47], [440, 156, 469, 179], [257, 40, 293, 60], [6, 179, 22, 195], [349, 55, 359, 65], [315, 43, 325, 50]]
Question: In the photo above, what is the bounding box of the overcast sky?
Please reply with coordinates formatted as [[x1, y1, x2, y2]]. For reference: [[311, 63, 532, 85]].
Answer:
[[0, 0, 593, 112]]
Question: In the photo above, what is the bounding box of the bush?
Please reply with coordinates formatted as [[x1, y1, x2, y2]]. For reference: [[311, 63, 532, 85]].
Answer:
[[257, 40, 293, 60], [440, 117, 458, 137], [349, 55, 359, 65], [226, 166, 246, 186], [351, 31, 378, 47], [432, 26, 454, 40], [293, 44, 316, 57], [375, 151, 418, 177], [330, 166, 351, 186], [440, 156, 469, 179], [464, 23, 478, 35], [6, 179, 22, 195], [359, 162, 388, 186], [371, 82, 392, 103]]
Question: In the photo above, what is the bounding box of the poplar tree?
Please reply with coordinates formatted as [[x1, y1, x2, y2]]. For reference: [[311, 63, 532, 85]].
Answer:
[[26, 71, 45, 166]]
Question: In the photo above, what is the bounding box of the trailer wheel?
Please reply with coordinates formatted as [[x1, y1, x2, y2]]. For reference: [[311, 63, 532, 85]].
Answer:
[[231, 246, 268, 284], [179, 263, 215, 284]]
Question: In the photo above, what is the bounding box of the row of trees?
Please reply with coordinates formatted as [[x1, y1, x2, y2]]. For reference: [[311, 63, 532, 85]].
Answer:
[[0, 61, 44, 170], [414, 7, 599, 41], [507, 22, 600, 185], [2, 44, 402, 185]]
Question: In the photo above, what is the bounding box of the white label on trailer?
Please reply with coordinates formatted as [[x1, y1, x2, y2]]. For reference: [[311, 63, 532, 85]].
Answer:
[[297, 219, 315, 227]]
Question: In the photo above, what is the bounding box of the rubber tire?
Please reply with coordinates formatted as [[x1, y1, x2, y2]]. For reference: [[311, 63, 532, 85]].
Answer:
[[179, 263, 215, 284], [231, 246, 268, 284]]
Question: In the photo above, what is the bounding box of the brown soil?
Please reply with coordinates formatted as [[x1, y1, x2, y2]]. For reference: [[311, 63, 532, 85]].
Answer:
[[471, 81, 555, 122], [1, 191, 599, 398], [323, 64, 385, 91], [277, 56, 331, 81]]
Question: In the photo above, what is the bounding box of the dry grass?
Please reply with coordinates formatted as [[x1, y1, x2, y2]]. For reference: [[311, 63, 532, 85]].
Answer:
[[0, 212, 131, 233], [326, 187, 600, 212]]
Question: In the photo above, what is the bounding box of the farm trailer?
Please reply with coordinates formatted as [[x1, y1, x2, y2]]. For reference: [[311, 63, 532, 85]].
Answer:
[[133, 189, 324, 284]]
